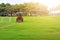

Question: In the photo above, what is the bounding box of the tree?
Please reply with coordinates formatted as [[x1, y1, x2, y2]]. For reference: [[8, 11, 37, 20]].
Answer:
[[21, 2, 48, 16], [0, 2, 49, 16], [0, 3, 7, 16]]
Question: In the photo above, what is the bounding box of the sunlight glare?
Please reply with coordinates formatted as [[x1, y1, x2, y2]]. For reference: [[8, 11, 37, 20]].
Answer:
[[37, 0, 59, 9], [24, 0, 60, 9]]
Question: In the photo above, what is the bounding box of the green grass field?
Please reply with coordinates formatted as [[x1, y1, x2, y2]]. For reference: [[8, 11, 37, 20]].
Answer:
[[0, 16, 60, 40]]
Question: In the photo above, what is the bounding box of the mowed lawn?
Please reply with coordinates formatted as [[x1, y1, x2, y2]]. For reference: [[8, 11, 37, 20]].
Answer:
[[0, 16, 60, 40]]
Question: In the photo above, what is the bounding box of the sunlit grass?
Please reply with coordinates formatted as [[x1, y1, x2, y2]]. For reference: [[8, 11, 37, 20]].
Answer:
[[0, 16, 60, 40]]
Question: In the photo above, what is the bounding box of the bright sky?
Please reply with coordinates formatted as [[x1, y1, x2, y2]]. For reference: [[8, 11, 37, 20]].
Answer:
[[0, 0, 60, 9]]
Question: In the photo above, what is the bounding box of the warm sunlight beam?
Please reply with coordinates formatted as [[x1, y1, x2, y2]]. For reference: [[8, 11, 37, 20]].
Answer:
[[38, 0, 59, 8], [24, 0, 60, 9]]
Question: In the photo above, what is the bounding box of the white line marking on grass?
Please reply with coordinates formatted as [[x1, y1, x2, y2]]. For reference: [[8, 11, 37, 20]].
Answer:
[[9, 17, 12, 23], [1, 17, 4, 23]]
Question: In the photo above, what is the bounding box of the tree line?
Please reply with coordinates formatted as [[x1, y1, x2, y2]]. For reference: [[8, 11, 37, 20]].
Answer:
[[0, 2, 49, 16]]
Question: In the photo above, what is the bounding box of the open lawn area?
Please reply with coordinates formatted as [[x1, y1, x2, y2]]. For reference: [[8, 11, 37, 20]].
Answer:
[[0, 16, 60, 40]]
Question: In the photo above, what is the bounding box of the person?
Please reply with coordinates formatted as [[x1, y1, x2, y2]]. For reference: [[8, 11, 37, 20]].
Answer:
[[16, 12, 23, 22]]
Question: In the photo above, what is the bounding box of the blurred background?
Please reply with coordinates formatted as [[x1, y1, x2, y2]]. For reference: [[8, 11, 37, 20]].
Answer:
[[0, 0, 60, 16]]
